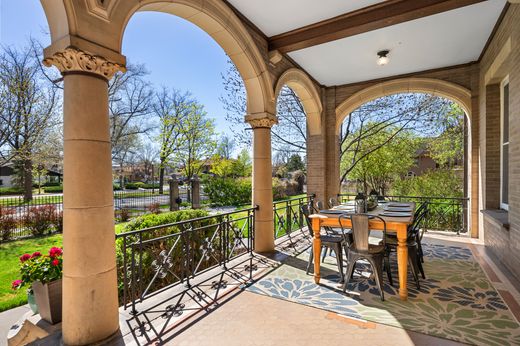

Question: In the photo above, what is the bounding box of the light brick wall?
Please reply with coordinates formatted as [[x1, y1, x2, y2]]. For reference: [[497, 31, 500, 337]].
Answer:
[[479, 4, 520, 281]]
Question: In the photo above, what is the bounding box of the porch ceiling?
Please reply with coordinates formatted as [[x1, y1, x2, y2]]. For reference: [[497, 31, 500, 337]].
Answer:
[[228, 0, 507, 86]]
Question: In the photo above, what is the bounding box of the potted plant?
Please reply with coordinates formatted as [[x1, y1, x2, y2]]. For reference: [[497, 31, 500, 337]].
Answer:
[[12, 247, 63, 324]]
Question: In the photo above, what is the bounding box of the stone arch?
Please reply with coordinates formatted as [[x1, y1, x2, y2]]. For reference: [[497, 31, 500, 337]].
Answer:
[[40, 0, 275, 115], [334, 77, 476, 237], [275, 68, 322, 135], [335, 78, 472, 134]]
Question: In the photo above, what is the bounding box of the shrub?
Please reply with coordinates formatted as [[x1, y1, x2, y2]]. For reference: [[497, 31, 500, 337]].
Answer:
[[0, 187, 23, 196], [113, 184, 121, 191], [272, 178, 287, 200], [122, 209, 211, 233], [55, 211, 63, 233], [43, 186, 63, 193], [124, 182, 140, 190], [147, 203, 161, 214], [23, 205, 57, 236], [124, 182, 160, 190], [203, 177, 251, 206], [0, 206, 17, 241], [116, 208, 131, 223]]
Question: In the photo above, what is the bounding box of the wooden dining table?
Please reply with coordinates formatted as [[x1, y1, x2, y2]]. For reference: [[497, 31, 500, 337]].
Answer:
[[309, 202, 416, 301]]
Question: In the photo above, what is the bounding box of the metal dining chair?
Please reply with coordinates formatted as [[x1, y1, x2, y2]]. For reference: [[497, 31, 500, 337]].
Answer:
[[339, 214, 389, 301], [312, 200, 352, 262], [382, 203, 428, 289], [301, 204, 345, 283]]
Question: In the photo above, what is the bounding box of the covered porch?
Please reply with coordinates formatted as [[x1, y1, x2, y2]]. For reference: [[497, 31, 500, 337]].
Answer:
[[16, 0, 520, 344]]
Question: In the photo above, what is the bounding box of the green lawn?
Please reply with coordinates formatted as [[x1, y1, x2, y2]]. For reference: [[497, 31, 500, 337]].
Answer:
[[0, 222, 129, 312], [0, 234, 62, 312]]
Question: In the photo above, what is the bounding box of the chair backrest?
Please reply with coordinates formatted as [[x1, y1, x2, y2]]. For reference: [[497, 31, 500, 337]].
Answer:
[[328, 197, 339, 208], [410, 202, 428, 237], [300, 204, 314, 237], [339, 214, 386, 252]]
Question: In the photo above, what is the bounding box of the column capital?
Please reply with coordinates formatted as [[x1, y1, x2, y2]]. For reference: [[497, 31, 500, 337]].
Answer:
[[245, 112, 278, 129], [43, 47, 126, 80]]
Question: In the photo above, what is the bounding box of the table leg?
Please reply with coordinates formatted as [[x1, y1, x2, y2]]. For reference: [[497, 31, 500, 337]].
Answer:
[[312, 218, 321, 284], [396, 224, 408, 301]]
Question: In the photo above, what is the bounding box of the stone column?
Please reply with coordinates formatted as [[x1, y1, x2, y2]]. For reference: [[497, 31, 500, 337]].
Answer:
[[246, 113, 278, 253], [191, 174, 201, 209], [43, 48, 125, 345]]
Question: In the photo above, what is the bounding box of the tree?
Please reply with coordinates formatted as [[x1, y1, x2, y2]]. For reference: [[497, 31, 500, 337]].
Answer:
[[345, 127, 418, 194], [428, 103, 465, 168], [232, 148, 252, 177], [174, 102, 217, 182], [210, 157, 234, 177], [220, 60, 307, 155], [113, 132, 141, 188], [286, 154, 305, 172], [136, 143, 158, 183], [153, 88, 192, 193], [216, 135, 235, 159], [339, 93, 453, 185], [0, 43, 60, 200], [109, 63, 153, 162]]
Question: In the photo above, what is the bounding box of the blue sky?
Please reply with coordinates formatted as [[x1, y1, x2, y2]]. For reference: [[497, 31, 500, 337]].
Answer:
[[0, 1, 232, 136]]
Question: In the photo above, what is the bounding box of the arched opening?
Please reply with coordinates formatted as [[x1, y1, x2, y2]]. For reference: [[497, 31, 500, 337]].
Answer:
[[274, 68, 325, 201], [120, 1, 274, 116], [336, 80, 473, 236]]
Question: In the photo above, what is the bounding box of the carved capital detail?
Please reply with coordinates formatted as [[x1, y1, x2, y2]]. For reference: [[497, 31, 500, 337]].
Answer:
[[245, 113, 278, 129], [248, 117, 278, 128], [43, 47, 125, 80]]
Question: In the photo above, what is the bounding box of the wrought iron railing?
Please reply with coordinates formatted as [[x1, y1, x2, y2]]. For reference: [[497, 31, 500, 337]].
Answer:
[[273, 194, 314, 241], [116, 207, 256, 312], [338, 194, 469, 234]]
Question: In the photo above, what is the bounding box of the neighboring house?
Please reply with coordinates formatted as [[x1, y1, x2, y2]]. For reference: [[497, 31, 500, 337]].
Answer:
[[0, 164, 63, 187], [407, 148, 438, 177], [407, 147, 463, 178]]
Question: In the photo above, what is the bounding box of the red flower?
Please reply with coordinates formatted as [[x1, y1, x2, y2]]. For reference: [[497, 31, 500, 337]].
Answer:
[[11, 279, 22, 289], [49, 247, 63, 258], [19, 254, 31, 263], [31, 252, 41, 258], [52, 259, 59, 266]]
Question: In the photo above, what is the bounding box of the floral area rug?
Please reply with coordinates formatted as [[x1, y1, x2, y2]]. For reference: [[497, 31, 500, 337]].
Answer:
[[246, 243, 520, 346]]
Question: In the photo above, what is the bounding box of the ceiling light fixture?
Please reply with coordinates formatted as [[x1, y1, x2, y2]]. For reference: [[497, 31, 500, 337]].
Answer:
[[377, 50, 390, 66]]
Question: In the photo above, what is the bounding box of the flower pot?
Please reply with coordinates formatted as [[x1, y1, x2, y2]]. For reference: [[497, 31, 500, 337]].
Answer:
[[27, 289, 38, 314], [32, 279, 62, 324]]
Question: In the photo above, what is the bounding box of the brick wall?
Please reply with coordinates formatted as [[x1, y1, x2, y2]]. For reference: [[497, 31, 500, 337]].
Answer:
[[479, 4, 520, 281]]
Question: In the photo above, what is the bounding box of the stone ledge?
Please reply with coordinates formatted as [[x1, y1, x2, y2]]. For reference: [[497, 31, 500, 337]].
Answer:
[[481, 209, 510, 230]]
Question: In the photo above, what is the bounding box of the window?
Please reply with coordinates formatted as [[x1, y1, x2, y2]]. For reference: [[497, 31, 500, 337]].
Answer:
[[500, 77, 509, 210]]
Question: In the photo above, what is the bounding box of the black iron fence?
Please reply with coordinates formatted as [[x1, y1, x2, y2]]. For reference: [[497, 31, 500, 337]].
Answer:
[[0, 195, 62, 240], [273, 195, 314, 241], [338, 194, 469, 234], [115, 207, 256, 311], [0, 188, 210, 242]]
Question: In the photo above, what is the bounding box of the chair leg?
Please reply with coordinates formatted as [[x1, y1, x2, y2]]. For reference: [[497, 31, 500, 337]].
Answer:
[[408, 247, 421, 290], [384, 253, 393, 287], [342, 255, 357, 293], [417, 252, 426, 279], [417, 239, 424, 263], [368, 257, 385, 302], [306, 247, 314, 275], [334, 244, 344, 283], [322, 247, 328, 263]]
